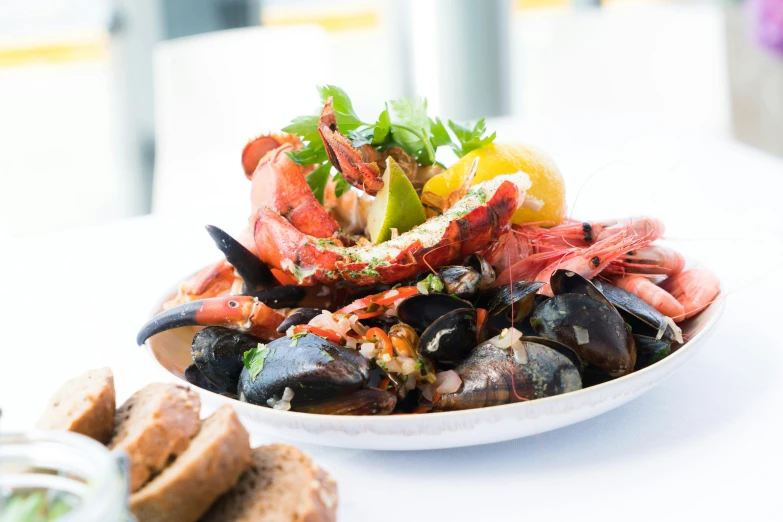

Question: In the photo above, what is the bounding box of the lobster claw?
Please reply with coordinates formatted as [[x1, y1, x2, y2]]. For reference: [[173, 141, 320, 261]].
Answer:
[[318, 98, 384, 196], [136, 296, 284, 345]]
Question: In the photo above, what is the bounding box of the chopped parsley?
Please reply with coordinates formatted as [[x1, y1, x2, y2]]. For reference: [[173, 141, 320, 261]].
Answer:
[[320, 350, 334, 361], [243, 343, 271, 381]]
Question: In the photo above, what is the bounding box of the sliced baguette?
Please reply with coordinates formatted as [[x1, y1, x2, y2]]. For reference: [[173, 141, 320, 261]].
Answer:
[[200, 444, 338, 522], [36, 367, 116, 444], [110, 383, 201, 492], [130, 405, 252, 522]]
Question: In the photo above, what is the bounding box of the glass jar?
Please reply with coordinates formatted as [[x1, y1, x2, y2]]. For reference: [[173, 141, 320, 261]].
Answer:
[[0, 430, 132, 521]]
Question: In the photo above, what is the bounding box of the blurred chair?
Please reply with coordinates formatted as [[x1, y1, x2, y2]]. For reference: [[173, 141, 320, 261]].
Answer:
[[509, 3, 731, 136], [152, 25, 333, 220]]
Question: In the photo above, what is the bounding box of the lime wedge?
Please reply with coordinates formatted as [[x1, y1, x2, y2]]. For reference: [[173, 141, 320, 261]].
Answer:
[[367, 157, 427, 244]]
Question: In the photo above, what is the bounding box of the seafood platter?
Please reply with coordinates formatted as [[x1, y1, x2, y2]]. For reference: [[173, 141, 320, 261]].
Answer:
[[138, 87, 724, 449]]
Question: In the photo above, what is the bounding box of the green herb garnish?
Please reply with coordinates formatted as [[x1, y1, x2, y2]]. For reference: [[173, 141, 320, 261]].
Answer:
[[284, 85, 496, 204], [243, 343, 271, 381]]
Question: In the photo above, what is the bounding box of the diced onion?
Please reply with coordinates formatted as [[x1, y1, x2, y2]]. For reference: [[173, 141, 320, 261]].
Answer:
[[416, 281, 429, 295], [573, 325, 590, 346], [360, 342, 377, 359], [267, 387, 295, 411], [488, 328, 523, 349], [385, 359, 402, 373], [400, 357, 419, 376], [512, 342, 528, 365], [435, 370, 462, 394]]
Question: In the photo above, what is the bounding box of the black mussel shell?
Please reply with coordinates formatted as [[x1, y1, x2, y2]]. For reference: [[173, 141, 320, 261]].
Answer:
[[599, 283, 680, 343], [531, 293, 637, 377], [633, 335, 671, 370], [419, 308, 477, 363], [550, 270, 613, 308], [277, 307, 322, 333], [293, 388, 396, 415], [184, 364, 232, 396], [465, 254, 496, 289], [437, 266, 481, 298], [247, 285, 306, 309], [475, 281, 544, 316], [192, 327, 262, 393], [238, 333, 369, 407], [396, 294, 473, 333], [205, 225, 274, 290], [361, 314, 399, 331], [521, 335, 585, 372], [433, 340, 582, 411]]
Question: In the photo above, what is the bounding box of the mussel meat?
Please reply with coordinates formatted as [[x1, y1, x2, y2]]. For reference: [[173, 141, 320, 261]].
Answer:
[[238, 333, 370, 408], [465, 254, 496, 289], [432, 340, 582, 411], [419, 308, 477, 363], [531, 293, 636, 377], [437, 266, 482, 298], [192, 326, 262, 393]]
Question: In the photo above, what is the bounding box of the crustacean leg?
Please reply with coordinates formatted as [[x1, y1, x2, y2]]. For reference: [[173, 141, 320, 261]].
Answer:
[[250, 143, 340, 239], [137, 296, 284, 345], [318, 98, 384, 195]]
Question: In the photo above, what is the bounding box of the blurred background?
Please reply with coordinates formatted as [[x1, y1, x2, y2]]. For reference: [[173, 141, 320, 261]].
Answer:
[[0, 0, 781, 239]]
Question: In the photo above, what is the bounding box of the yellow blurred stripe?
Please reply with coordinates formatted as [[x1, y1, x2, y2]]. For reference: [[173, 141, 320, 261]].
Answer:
[[262, 10, 378, 32], [0, 39, 106, 67], [514, 0, 569, 8]]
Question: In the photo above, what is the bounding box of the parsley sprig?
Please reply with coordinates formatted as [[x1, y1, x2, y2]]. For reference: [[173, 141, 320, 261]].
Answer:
[[283, 85, 496, 204]]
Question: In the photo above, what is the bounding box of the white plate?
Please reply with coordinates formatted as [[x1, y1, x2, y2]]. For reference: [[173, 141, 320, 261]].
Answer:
[[144, 286, 724, 451]]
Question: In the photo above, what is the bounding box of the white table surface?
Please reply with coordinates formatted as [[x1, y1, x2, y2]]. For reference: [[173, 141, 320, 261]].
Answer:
[[1, 118, 782, 521]]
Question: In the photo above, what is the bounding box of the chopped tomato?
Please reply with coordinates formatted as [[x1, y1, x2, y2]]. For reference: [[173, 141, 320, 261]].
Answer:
[[355, 308, 385, 320], [372, 286, 418, 306], [292, 325, 343, 344], [475, 308, 488, 344]]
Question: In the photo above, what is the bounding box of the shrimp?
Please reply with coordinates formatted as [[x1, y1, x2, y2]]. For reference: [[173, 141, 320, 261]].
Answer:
[[659, 267, 721, 320], [605, 245, 686, 277], [613, 275, 685, 319]]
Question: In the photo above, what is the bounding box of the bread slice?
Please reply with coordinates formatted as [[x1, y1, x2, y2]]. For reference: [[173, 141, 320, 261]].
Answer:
[[130, 405, 252, 522], [110, 383, 201, 492], [200, 444, 338, 522], [37, 367, 116, 444]]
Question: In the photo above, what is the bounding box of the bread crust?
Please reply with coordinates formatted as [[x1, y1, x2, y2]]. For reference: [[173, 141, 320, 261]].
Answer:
[[37, 367, 116, 444], [130, 405, 252, 522], [109, 383, 201, 492]]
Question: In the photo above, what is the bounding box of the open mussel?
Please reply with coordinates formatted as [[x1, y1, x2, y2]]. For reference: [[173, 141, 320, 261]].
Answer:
[[465, 254, 496, 289], [476, 281, 544, 336], [531, 293, 636, 377], [432, 340, 582, 411], [436, 266, 481, 298], [419, 308, 477, 363], [192, 326, 262, 393], [238, 333, 370, 409]]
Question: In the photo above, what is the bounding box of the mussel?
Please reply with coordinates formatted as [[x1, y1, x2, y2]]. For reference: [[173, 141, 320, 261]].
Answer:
[[432, 340, 582, 411], [419, 308, 478, 363], [277, 307, 322, 333], [294, 389, 397, 415], [465, 254, 496, 289], [437, 266, 482, 298], [477, 280, 545, 336], [191, 326, 262, 393], [184, 364, 229, 396], [238, 333, 370, 409], [598, 282, 682, 343], [633, 335, 671, 370], [396, 294, 473, 332], [530, 293, 636, 377]]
